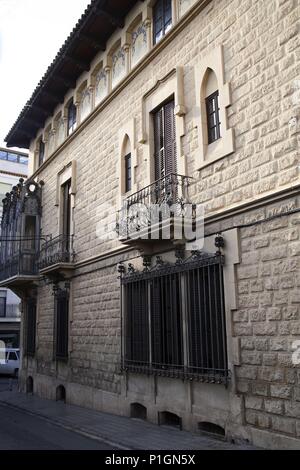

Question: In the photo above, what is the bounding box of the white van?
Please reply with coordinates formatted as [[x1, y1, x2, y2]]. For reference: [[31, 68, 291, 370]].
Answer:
[[0, 348, 20, 377]]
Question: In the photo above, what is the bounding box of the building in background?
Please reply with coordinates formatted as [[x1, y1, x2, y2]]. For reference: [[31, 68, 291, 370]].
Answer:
[[0, 147, 28, 347]]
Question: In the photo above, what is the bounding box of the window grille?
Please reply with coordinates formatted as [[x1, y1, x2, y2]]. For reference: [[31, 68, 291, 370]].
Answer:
[[121, 252, 229, 384]]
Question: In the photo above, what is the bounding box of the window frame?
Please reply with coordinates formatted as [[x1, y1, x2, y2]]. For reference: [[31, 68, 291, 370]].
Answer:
[[124, 153, 132, 193], [25, 299, 37, 356], [0, 295, 7, 318], [153, 98, 177, 181], [54, 289, 69, 361], [205, 90, 221, 145], [67, 100, 77, 136], [38, 140, 45, 167], [153, 0, 173, 45], [121, 253, 229, 384]]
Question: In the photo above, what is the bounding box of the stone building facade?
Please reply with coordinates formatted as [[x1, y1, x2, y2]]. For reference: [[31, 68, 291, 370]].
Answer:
[[2, 0, 300, 449]]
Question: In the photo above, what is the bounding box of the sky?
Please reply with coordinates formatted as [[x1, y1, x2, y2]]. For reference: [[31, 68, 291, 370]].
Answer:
[[0, 0, 91, 150]]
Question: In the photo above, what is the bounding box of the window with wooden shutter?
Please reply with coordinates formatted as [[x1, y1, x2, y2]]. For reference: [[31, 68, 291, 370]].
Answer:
[[25, 299, 37, 356], [150, 273, 182, 369], [124, 279, 149, 368], [55, 290, 69, 360], [153, 0, 172, 45], [187, 263, 227, 376], [153, 99, 177, 181]]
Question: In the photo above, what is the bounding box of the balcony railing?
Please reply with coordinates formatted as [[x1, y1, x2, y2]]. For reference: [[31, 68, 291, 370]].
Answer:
[[38, 235, 75, 271], [116, 173, 194, 240], [0, 252, 38, 282]]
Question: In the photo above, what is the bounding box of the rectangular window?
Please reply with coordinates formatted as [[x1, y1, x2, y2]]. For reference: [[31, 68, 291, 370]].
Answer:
[[55, 290, 69, 360], [153, 99, 177, 181], [122, 254, 229, 383], [67, 101, 77, 136], [151, 274, 182, 369], [153, 0, 172, 45], [0, 291, 7, 318], [125, 153, 132, 193], [38, 141, 45, 167], [206, 91, 221, 144], [25, 299, 36, 356], [124, 279, 149, 369], [62, 180, 71, 238]]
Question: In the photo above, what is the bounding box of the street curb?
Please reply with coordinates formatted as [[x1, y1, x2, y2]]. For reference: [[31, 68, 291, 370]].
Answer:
[[0, 399, 131, 450]]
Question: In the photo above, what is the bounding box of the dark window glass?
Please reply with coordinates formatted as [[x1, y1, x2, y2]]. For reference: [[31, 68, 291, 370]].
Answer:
[[55, 291, 69, 360], [206, 91, 221, 144], [67, 101, 77, 136], [62, 180, 71, 238], [0, 297, 6, 318], [8, 351, 18, 361], [38, 141, 45, 167], [153, 0, 172, 45], [125, 153, 132, 193], [25, 299, 36, 356]]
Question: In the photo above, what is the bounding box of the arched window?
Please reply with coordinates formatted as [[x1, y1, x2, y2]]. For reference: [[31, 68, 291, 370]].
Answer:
[[194, 46, 234, 168], [111, 43, 126, 88], [67, 100, 77, 136], [56, 116, 65, 148], [80, 87, 92, 122], [94, 68, 107, 106], [204, 69, 221, 145]]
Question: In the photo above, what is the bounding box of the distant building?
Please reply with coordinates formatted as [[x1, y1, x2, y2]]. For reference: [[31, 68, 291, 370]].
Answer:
[[0, 147, 28, 347]]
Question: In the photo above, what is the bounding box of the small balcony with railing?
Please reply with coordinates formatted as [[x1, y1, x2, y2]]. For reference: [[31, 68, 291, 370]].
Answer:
[[0, 240, 39, 290], [116, 173, 196, 245], [38, 235, 75, 279]]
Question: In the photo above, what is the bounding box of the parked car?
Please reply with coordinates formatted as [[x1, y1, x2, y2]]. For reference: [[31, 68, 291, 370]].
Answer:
[[0, 348, 20, 377]]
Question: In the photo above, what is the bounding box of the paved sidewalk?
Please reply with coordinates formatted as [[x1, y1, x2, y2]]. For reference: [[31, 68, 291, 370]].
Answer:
[[0, 387, 255, 450]]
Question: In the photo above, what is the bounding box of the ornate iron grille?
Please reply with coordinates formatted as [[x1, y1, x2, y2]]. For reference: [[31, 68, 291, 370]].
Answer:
[[0, 248, 38, 281], [25, 299, 37, 356], [116, 173, 194, 239], [120, 251, 229, 385], [38, 235, 75, 270]]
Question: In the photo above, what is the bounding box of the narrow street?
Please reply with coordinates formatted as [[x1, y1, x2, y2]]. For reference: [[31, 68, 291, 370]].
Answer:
[[0, 378, 113, 450]]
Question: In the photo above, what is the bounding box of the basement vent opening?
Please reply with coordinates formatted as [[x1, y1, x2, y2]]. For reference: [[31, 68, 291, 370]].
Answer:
[[26, 376, 34, 394], [159, 411, 182, 430], [56, 385, 66, 403], [198, 422, 225, 439], [130, 403, 147, 421]]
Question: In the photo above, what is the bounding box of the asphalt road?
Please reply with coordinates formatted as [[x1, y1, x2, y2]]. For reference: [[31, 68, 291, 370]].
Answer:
[[0, 377, 113, 450]]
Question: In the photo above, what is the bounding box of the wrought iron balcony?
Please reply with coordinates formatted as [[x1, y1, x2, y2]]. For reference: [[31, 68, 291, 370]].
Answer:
[[116, 173, 194, 243], [0, 250, 39, 289], [38, 235, 75, 276]]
